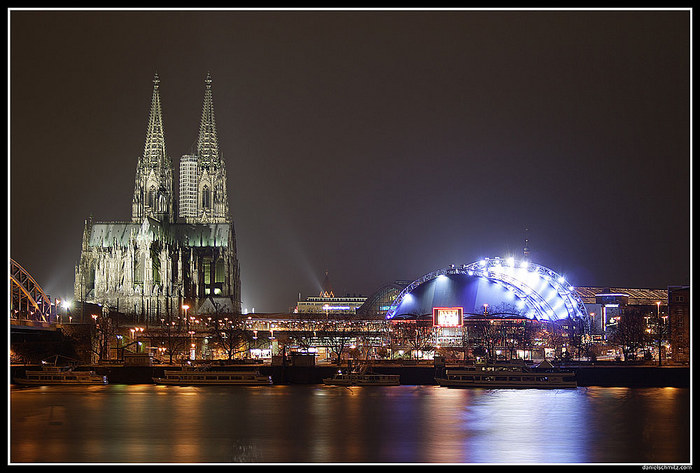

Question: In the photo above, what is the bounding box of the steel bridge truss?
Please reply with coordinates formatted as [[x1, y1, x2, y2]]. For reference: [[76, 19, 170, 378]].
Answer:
[[10, 258, 53, 323]]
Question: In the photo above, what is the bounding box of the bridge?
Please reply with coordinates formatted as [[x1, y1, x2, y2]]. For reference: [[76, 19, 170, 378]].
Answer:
[[10, 258, 57, 329]]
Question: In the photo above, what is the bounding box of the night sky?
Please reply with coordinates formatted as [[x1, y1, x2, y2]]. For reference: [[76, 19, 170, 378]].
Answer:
[[9, 9, 691, 313]]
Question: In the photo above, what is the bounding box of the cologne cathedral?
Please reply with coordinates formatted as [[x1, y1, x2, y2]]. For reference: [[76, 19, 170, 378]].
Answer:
[[74, 73, 241, 318]]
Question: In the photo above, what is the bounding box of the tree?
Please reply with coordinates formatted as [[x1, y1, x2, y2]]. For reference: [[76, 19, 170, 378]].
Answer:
[[492, 318, 535, 360], [150, 317, 189, 363], [401, 322, 434, 360], [608, 307, 647, 362], [519, 319, 538, 359], [540, 320, 566, 360], [208, 304, 251, 361], [284, 330, 313, 353], [472, 345, 488, 359], [90, 310, 116, 362], [468, 317, 500, 361], [565, 316, 590, 361], [646, 305, 669, 366], [490, 302, 525, 317], [316, 326, 355, 365]]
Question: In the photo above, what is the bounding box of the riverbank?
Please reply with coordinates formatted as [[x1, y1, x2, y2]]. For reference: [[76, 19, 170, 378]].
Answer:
[[9, 363, 690, 387]]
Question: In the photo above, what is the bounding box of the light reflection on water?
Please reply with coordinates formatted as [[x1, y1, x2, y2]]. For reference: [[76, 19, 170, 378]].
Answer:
[[10, 384, 690, 464]]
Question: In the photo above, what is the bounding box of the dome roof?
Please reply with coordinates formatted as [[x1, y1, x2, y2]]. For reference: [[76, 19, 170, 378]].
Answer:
[[387, 258, 587, 322], [356, 281, 409, 317]]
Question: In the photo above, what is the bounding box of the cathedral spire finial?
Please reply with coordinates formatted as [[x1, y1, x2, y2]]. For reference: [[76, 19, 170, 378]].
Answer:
[[143, 73, 167, 164], [197, 72, 219, 167]]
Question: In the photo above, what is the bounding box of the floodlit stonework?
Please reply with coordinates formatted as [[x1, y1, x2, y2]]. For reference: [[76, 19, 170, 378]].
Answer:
[[75, 73, 241, 317]]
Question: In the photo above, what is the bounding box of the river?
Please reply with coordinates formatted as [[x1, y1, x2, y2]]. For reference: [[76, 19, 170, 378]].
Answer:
[[10, 384, 691, 464]]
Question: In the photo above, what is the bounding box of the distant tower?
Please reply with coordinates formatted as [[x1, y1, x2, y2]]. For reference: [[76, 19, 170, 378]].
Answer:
[[180, 72, 230, 224], [523, 227, 530, 259], [320, 271, 334, 298], [132, 73, 175, 223]]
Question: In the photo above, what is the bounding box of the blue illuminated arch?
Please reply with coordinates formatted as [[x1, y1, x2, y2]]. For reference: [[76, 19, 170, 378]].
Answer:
[[385, 257, 587, 323]]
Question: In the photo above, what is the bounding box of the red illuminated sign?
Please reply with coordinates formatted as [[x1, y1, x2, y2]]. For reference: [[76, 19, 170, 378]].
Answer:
[[433, 307, 463, 327]]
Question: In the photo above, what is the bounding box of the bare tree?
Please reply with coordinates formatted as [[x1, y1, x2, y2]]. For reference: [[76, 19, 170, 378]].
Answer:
[[565, 316, 590, 361], [608, 307, 647, 362], [468, 317, 500, 361], [149, 317, 189, 364], [90, 311, 116, 362], [540, 320, 567, 360], [646, 306, 669, 366], [403, 322, 434, 360], [315, 322, 356, 365], [208, 302, 252, 361]]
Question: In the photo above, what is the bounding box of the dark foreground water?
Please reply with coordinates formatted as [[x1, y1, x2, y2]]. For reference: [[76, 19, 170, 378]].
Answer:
[[10, 384, 690, 464]]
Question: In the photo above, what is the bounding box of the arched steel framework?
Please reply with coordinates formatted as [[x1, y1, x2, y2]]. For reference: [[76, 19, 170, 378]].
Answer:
[[385, 257, 587, 323], [10, 259, 53, 322]]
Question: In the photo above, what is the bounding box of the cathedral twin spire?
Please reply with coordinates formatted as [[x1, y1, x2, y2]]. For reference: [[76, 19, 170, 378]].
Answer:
[[131, 72, 228, 224], [143, 73, 167, 165], [197, 72, 221, 168], [131, 73, 173, 223]]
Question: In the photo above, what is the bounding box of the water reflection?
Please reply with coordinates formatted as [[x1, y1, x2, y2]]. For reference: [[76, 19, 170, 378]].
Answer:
[[456, 389, 591, 463], [10, 385, 690, 464]]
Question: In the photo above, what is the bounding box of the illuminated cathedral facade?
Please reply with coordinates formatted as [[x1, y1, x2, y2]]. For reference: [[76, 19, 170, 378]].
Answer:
[[74, 73, 241, 318]]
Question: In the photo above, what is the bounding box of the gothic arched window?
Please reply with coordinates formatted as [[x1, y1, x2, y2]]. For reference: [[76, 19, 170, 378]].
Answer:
[[202, 185, 210, 209], [147, 186, 156, 208]]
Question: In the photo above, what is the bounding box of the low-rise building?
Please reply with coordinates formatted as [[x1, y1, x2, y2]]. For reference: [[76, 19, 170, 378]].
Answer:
[[668, 286, 689, 364], [294, 272, 367, 315]]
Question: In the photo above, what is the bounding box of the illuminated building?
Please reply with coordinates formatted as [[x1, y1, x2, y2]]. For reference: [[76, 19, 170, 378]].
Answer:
[[382, 258, 589, 359], [668, 286, 689, 364], [295, 272, 367, 314], [356, 281, 410, 318], [386, 258, 587, 323], [74, 73, 241, 318], [574, 287, 668, 337]]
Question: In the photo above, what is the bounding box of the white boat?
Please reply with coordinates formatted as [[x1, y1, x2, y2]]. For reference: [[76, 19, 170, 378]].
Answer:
[[13, 365, 108, 386], [153, 368, 272, 386], [435, 360, 577, 389], [323, 366, 400, 386]]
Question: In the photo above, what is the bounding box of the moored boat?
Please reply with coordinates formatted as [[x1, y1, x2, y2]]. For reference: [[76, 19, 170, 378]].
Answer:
[[153, 367, 272, 386], [13, 358, 108, 386], [435, 359, 577, 389], [323, 365, 400, 386]]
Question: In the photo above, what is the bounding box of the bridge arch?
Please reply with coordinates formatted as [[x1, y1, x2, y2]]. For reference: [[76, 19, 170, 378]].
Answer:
[[10, 259, 53, 323], [385, 257, 587, 324]]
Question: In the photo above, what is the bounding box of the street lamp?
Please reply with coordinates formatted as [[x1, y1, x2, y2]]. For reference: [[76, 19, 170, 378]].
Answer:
[[656, 301, 662, 366], [182, 304, 190, 330]]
